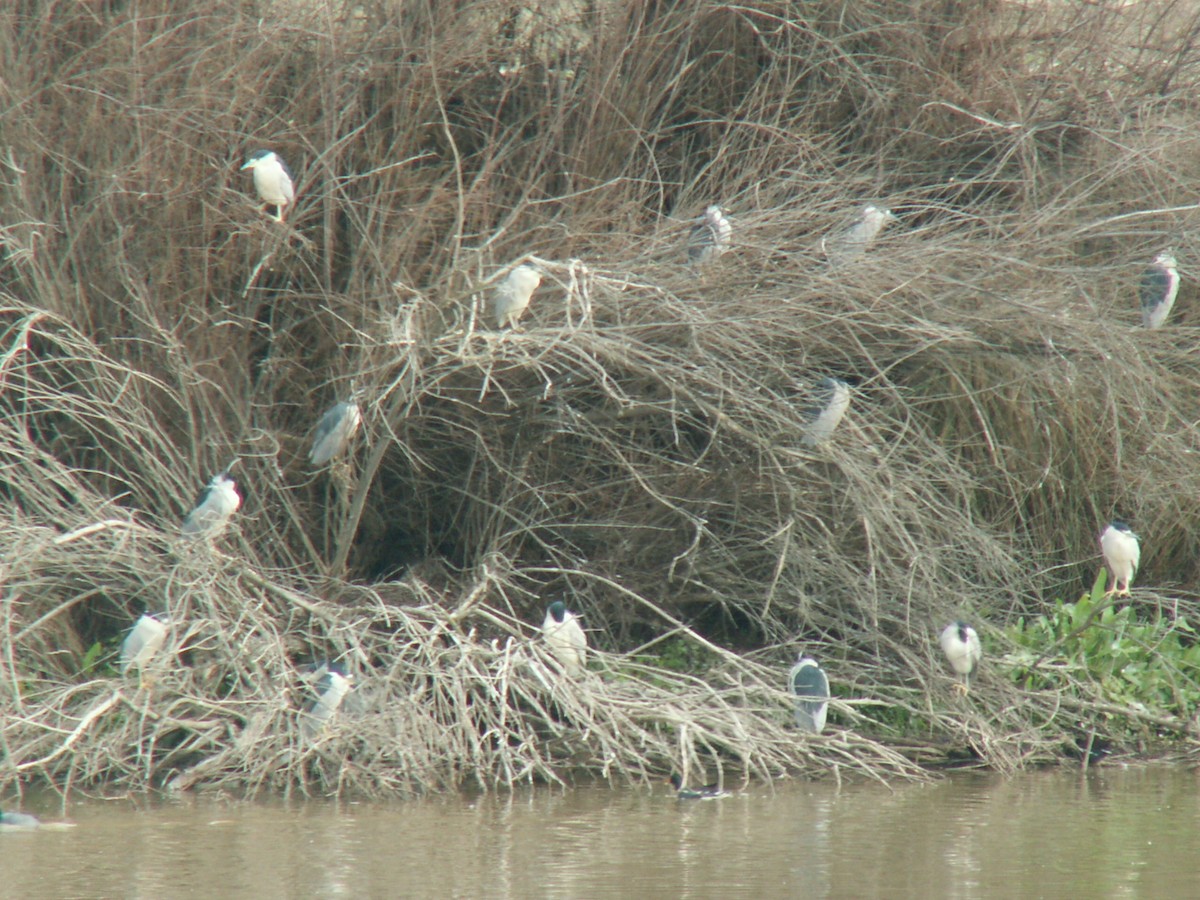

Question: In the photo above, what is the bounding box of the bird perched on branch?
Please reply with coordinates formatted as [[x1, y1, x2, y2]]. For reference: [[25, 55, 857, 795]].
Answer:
[[240, 149, 295, 223], [310, 396, 363, 466], [1100, 520, 1140, 597], [120, 613, 168, 683], [687, 205, 732, 269], [801, 377, 851, 446], [823, 203, 897, 265], [668, 773, 730, 800], [788, 655, 829, 734], [939, 621, 982, 695], [0, 809, 40, 831], [1140, 251, 1179, 329], [541, 600, 587, 675], [492, 263, 542, 330], [301, 661, 354, 739], [181, 463, 241, 539]]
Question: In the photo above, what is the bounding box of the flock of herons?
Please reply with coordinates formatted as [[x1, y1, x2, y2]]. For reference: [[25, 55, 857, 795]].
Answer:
[[107, 147, 1161, 800]]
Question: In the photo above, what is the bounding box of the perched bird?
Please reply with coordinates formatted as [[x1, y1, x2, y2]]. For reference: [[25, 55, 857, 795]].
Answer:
[[0, 809, 40, 831], [301, 662, 354, 740], [181, 464, 241, 539], [1140, 251, 1179, 329], [687, 205, 733, 268], [492, 263, 542, 330], [801, 377, 851, 446], [668, 773, 730, 800], [939, 621, 983, 695], [823, 203, 897, 265], [541, 600, 587, 675], [120, 613, 168, 679], [240, 149, 296, 223], [788, 655, 829, 734], [310, 398, 363, 466], [1100, 520, 1140, 597]]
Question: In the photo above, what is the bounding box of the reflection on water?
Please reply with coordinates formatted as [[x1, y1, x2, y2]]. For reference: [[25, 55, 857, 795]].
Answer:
[[3, 768, 1200, 898]]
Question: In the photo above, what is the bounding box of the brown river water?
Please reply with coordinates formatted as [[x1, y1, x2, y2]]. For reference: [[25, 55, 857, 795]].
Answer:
[[3, 767, 1198, 898]]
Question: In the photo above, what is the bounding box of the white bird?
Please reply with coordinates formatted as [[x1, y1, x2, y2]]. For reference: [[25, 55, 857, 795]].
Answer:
[[687, 205, 733, 268], [492, 263, 542, 330], [181, 465, 241, 539], [1140, 251, 1179, 329], [541, 600, 587, 675], [788, 655, 829, 734], [802, 377, 851, 446], [240, 149, 296, 223], [823, 203, 897, 265], [939, 621, 983, 694], [301, 663, 354, 739], [120, 613, 168, 677], [1100, 520, 1140, 597], [310, 399, 363, 466]]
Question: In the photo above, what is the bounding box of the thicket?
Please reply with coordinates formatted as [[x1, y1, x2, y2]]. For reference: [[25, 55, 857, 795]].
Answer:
[[3, 0, 1200, 798]]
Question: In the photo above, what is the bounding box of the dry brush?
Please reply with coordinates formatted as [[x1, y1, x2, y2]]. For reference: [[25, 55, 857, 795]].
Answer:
[[2, 0, 1200, 797]]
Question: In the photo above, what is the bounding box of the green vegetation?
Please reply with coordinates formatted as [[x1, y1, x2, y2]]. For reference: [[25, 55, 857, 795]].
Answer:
[[1009, 572, 1200, 726]]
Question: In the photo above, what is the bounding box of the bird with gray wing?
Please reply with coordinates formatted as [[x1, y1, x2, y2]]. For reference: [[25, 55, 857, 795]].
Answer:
[[310, 397, 363, 466], [181, 463, 241, 539], [120, 613, 168, 682], [823, 203, 896, 265], [687, 205, 732, 269], [1099, 520, 1140, 597], [1140, 251, 1179, 329], [240, 149, 296, 223], [939, 621, 982, 695], [802, 377, 851, 446], [492, 263, 542, 330], [667, 773, 730, 800], [788, 655, 829, 734], [541, 600, 587, 675], [0, 809, 40, 831], [301, 661, 354, 740]]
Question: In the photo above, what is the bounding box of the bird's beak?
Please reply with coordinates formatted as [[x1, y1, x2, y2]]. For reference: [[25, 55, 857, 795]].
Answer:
[[240, 160, 254, 170]]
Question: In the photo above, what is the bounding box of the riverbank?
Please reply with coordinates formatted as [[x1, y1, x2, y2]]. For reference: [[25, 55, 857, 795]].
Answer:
[[2, 1, 1199, 797]]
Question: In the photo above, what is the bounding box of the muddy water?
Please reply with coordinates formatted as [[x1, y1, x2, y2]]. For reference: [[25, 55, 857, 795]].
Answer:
[[3, 768, 1199, 898]]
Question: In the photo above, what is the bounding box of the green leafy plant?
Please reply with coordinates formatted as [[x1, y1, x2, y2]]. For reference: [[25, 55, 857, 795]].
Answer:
[[1007, 570, 1200, 719], [79, 641, 108, 676]]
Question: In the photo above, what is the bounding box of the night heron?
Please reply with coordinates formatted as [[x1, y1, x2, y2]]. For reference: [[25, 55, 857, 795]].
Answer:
[[240, 149, 295, 223], [0, 809, 40, 831], [939, 621, 982, 695], [492, 263, 542, 330], [120, 613, 168, 681], [301, 662, 354, 739], [1140, 251, 1179, 329], [801, 377, 851, 446], [181, 463, 241, 539], [788, 655, 829, 734], [310, 397, 363, 466], [541, 600, 587, 675], [687, 205, 732, 268], [823, 203, 897, 265], [1100, 520, 1140, 597], [668, 773, 730, 800]]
